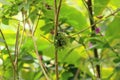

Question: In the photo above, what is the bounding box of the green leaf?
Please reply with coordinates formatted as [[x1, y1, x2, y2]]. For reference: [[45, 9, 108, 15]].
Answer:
[[0, 24, 16, 45], [29, 8, 38, 23], [106, 13, 120, 40], [22, 54, 34, 63], [60, 71, 73, 80], [103, 42, 110, 48], [21, 70, 34, 80], [85, 37, 104, 43], [115, 66, 120, 71], [0, 38, 4, 43], [94, 0, 110, 16], [40, 22, 53, 34], [2, 17, 9, 25], [110, 0, 120, 7], [4, 68, 13, 80], [34, 71, 42, 80], [60, 4, 88, 30], [0, 0, 9, 5], [42, 45, 54, 58], [70, 37, 75, 43], [43, 6, 54, 20], [113, 58, 120, 63]]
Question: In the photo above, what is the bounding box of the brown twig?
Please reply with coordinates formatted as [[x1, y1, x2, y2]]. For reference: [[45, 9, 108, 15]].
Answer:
[[54, 0, 62, 80], [86, 0, 100, 79]]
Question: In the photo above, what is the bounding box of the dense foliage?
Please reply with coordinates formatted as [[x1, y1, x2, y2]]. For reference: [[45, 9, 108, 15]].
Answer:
[[0, 0, 120, 80]]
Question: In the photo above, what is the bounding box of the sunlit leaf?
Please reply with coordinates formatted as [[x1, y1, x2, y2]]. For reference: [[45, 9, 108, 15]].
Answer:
[[106, 13, 120, 40], [60, 4, 88, 30], [60, 71, 73, 80], [110, 0, 120, 8], [113, 58, 120, 63], [22, 54, 34, 63], [94, 0, 110, 16]]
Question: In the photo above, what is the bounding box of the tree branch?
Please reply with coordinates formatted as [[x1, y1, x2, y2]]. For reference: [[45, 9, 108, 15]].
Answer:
[[86, 0, 100, 78], [54, 0, 62, 80]]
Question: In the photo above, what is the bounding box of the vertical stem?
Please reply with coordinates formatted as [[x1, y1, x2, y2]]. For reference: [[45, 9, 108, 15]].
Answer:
[[86, 0, 101, 79], [14, 23, 20, 80], [54, 49, 59, 80], [54, 0, 62, 80], [54, 0, 58, 35], [54, 0, 59, 79]]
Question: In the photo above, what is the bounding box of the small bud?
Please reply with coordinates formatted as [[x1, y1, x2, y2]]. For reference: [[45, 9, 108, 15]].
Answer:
[[96, 15, 103, 19], [89, 42, 93, 48], [95, 27, 100, 34], [39, 55, 43, 60], [50, 30, 54, 35], [45, 4, 52, 10]]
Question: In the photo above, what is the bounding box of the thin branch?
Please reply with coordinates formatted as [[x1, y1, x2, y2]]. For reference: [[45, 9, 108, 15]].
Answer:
[[54, 0, 58, 80], [40, 34, 53, 43], [32, 14, 41, 36], [0, 29, 16, 80], [57, 0, 62, 19], [54, 0, 62, 80], [26, 20, 51, 80], [71, 8, 120, 36], [14, 23, 20, 65], [54, 0, 58, 35], [14, 23, 20, 80], [32, 34, 51, 80], [32, 1, 44, 36], [18, 10, 26, 51]]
